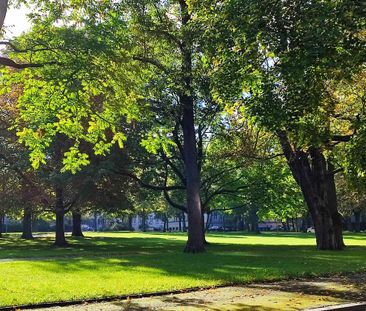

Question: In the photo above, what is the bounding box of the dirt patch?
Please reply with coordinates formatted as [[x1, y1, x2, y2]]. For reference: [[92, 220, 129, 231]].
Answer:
[[32, 273, 366, 311]]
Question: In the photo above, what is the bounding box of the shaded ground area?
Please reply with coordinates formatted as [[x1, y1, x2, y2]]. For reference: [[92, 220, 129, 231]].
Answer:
[[36, 273, 366, 311]]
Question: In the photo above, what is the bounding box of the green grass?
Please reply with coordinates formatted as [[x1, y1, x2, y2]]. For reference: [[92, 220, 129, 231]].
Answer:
[[0, 232, 365, 308]]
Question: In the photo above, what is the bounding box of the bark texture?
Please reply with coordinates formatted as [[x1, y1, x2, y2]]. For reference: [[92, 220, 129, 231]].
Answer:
[[0, 213, 4, 237], [354, 211, 361, 233], [54, 186, 67, 246], [179, 0, 205, 253], [182, 99, 205, 252], [72, 211, 84, 237], [21, 206, 33, 240], [278, 132, 344, 250]]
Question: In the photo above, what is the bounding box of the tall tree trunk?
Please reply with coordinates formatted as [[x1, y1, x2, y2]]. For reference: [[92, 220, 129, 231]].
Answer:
[[72, 211, 84, 237], [179, 0, 205, 253], [181, 103, 205, 252], [278, 132, 344, 250], [354, 210, 361, 233], [54, 186, 67, 246], [21, 206, 33, 240]]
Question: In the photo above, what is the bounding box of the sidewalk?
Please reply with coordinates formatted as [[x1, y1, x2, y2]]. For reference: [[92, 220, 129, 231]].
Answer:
[[32, 273, 366, 311]]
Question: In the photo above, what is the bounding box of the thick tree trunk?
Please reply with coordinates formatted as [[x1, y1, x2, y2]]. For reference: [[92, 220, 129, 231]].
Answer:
[[21, 206, 33, 240], [249, 208, 260, 233], [354, 210, 361, 233], [72, 211, 84, 237], [54, 186, 67, 247], [179, 0, 205, 253], [278, 132, 344, 250]]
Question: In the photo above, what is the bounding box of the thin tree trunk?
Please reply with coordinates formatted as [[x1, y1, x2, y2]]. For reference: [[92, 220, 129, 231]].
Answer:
[[286, 218, 291, 232], [72, 211, 84, 237], [354, 210, 361, 233], [54, 186, 67, 246], [202, 209, 209, 245], [278, 132, 344, 250], [301, 212, 310, 233], [142, 211, 147, 232], [21, 206, 33, 240], [128, 215, 133, 231], [182, 212, 187, 232], [0, 213, 4, 238]]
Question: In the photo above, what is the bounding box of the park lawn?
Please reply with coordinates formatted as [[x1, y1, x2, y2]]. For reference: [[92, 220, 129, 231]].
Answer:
[[0, 232, 366, 308]]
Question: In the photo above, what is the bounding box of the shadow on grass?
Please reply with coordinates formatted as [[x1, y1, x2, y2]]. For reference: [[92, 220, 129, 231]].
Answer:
[[0, 235, 186, 259], [26, 238, 366, 285]]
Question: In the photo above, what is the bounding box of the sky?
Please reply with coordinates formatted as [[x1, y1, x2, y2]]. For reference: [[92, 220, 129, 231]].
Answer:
[[3, 6, 31, 38]]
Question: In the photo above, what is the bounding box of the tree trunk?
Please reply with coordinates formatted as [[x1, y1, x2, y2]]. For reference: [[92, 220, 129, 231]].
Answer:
[[201, 209, 209, 245], [354, 210, 361, 233], [72, 211, 84, 237], [301, 212, 311, 233], [238, 216, 245, 231], [21, 206, 33, 240], [278, 132, 344, 250], [182, 212, 187, 232], [54, 186, 67, 247], [0, 213, 4, 238], [179, 0, 204, 253], [181, 102, 205, 252], [249, 208, 260, 233], [128, 215, 133, 231], [142, 211, 147, 232]]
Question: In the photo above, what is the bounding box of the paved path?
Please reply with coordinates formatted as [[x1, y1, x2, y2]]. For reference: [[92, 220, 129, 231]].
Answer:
[[34, 274, 366, 311]]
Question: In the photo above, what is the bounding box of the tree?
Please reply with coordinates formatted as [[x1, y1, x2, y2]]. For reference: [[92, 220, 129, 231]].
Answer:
[[194, 0, 365, 250], [1, 0, 209, 252]]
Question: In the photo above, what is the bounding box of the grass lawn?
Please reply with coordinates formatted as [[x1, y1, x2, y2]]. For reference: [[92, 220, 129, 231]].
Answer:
[[0, 232, 365, 308]]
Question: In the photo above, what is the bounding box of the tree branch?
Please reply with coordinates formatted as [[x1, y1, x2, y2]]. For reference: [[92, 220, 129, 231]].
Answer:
[[0, 56, 58, 69], [132, 55, 169, 74], [113, 169, 185, 191]]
